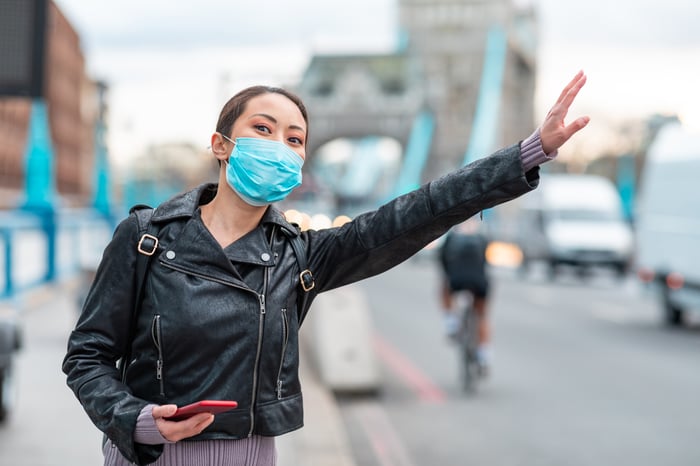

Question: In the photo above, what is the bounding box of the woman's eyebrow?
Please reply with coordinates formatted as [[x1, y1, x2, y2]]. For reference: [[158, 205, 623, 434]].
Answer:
[[250, 113, 277, 124], [250, 113, 305, 132]]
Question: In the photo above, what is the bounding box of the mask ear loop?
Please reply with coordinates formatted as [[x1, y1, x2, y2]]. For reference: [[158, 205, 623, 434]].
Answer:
[[219, 134, 236, 165], [220, 133, 236, 146], [208, 132, 236, 150]]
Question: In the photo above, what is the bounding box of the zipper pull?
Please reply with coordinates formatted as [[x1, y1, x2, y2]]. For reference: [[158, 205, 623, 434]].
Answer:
[[259, 294, 266, 314], [156, 359, 163, 380], [277, 380, 283, 399]]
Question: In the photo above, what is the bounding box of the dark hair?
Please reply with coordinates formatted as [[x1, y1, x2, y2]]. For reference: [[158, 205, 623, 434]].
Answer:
[[216, 85, 309, 145]]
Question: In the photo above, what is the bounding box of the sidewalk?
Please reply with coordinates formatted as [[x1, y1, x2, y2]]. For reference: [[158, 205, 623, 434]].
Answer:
[[0, 280, 356, 465], [277, 341, 357, 466]]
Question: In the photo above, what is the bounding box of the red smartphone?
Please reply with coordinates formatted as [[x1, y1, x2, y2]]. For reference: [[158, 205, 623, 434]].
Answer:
[[165, 400, 238, 421]]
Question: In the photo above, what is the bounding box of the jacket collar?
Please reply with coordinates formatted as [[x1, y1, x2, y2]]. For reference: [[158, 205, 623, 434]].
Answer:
[[150, 183, 301, 237]]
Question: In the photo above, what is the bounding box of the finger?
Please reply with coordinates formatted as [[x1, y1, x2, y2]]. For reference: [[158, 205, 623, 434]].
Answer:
[[558, 72, 587, 112], [545, 73, 586, 126], [562, 116, 591, 140], [178, 413, 214, 439], [554, 70, 584, 106], [152, 404, 178, 419], [158, 413, 214, 442], [182, 412, 215, 427], [191, 413, 215, 431]]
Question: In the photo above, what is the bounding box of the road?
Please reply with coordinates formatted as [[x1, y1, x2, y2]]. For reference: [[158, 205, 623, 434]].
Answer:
[[1, 259, 699, 465], [339, 259, 700, 466]]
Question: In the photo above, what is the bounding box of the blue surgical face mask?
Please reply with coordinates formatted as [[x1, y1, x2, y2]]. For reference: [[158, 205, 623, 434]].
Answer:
[[221, 135, 303, 206]]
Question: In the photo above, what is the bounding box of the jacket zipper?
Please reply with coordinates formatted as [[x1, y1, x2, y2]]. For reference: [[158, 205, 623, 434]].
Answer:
[[160, 261, 255, 292], [248, 291, 266, 435], [151, 315, 165, 396], [248, 225, 275, 435], [276, 308, 289, 399]]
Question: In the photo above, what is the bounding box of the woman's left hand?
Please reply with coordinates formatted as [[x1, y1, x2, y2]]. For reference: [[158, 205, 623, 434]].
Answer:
[[153, 404, 215, 442], [540, 70, 590, 154]]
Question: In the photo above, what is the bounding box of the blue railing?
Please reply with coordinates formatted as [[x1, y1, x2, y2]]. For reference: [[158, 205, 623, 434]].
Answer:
[[2, 96, 162, 302], [0, 208, 115, 301]]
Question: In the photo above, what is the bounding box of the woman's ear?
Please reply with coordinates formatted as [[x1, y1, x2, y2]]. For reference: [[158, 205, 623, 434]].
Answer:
[[210, 132, 230, 163]]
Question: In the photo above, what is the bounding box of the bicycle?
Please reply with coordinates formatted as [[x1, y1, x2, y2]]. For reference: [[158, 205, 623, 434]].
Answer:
[[453, 291, 481, 393]]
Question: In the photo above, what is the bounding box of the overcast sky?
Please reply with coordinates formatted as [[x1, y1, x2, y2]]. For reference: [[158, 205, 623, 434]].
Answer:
[[54, 0, 700, 162]]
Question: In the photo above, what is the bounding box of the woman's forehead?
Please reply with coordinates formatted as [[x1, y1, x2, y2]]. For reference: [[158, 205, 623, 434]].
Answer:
[[244, 93, 306, 127]]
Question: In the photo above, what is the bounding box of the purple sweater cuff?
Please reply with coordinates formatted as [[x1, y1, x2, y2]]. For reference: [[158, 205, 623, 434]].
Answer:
[[134, 404, 174, 445], [520, 128, 557, 172]]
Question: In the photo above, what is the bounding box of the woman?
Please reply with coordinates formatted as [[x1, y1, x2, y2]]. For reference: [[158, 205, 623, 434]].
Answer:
[[63, 71, 589, 465]]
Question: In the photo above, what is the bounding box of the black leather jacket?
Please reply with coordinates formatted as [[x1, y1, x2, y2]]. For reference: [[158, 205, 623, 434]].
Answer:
[[63, 144, 539, 464]]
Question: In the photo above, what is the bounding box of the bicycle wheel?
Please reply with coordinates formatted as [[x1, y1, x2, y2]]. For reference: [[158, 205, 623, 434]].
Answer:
[[458, 302, 480, 393]]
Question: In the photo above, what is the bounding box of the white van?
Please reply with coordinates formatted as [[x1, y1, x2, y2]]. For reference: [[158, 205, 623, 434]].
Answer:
[[515, 173, 634, 279], [635, 123, 700, 325]]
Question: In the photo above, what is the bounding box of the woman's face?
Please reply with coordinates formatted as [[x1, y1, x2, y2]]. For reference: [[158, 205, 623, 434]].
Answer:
[[228, 92, 307, 161]]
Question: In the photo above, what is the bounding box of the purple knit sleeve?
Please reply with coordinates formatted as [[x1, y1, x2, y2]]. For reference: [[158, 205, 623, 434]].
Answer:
[[134, 404, 174, 445], [520, 128, 557, 172]]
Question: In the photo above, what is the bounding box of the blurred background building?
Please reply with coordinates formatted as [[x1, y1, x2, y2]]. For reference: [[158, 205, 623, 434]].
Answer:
[[0, 0, 94, 208], [0, 0, 679, 215], [0, 0, 214, 212]]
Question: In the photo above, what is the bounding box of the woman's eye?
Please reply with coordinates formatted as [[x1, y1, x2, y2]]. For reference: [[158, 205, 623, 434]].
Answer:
[[289, 136, 303, 145], [254, 124, 271, 133]]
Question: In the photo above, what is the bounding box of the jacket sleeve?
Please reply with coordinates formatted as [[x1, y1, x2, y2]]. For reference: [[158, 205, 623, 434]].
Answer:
[[305, 144, 540, 292], [62, 214, 163, 465]]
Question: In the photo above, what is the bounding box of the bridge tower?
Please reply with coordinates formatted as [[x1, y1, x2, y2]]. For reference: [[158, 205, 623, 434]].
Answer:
[[399, 0, 537, 179], [296, 0, 537, 194]]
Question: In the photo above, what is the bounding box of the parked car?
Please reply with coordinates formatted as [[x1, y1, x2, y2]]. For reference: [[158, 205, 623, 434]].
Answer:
[[635, 122, 700, 325], [514, 173, 634, 279], [0, 306, 22, 422]]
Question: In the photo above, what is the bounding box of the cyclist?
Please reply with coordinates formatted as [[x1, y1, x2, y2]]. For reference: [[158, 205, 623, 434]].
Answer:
[[438, 216, 491, 374]]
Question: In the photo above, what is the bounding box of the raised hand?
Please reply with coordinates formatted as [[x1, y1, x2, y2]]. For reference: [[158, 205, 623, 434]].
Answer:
[[540, 71, 590, 154]]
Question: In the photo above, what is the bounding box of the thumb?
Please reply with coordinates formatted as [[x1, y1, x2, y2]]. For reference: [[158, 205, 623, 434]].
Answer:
[[564, 116, 590, 139], [152, 404, 178, 419], [548, 116, 590, 152]]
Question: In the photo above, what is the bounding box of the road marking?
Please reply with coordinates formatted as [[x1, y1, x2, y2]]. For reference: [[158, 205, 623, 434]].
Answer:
[[353, 401, 417, 466], [372, 333, 446, 403]]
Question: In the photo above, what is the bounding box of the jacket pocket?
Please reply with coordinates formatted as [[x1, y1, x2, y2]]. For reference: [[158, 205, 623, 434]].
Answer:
[[151, 315, 165, 396], [276, 308, 290, 400]]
